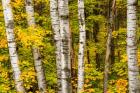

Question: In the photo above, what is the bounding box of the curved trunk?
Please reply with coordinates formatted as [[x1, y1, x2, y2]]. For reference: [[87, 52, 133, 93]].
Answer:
[[127, 0, 140, 92], [77, 0, 86, 92], [2, 0, 25, 92], [25, 0, 47, 92], [103, 0, 115, 92], [49, 0, 61, 92]]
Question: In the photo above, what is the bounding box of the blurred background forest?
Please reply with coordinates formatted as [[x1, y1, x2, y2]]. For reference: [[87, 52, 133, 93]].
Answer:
[[0, 0, 140, 93]]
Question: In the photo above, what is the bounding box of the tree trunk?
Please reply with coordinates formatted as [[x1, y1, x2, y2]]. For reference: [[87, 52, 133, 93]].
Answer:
[[25, 0, 47, 92], [58, 0, 72, 93], [127, 0, 140, 92], [110, 0, 116, 65], [77, 0, 86, 92], [103, 0, 115, 93], [2, 0, 25, 92], [86, 31, 90, 64], [93, 22, 100, 69], [49, 0, 61, 92], [70, 28, 76, 93]]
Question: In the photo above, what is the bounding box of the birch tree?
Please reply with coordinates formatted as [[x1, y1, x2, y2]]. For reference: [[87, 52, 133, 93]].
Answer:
[[49, 0, 61, 92], [25, 0, 47, 92], [103, 0, 116, 92], [2, 0, 25, 92], [58, 0, 71, 93], [127, 0, 140, 92], [77, 0, 86, 92]]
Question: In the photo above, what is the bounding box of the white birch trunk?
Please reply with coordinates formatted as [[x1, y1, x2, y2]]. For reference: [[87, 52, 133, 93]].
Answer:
[[2, 0, 25, 92], [25, 0, 47, 92], [58, 0, 72, 93], [127, 0, 140, 92], [77, 0, 86, 92], [49, 0, 61, 93]]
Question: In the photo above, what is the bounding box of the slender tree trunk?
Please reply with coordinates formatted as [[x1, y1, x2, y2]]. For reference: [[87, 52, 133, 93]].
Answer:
[[86, 32, 90, 64], [86, 31, 90, 64], [25, 0, 47, 92], [49, 0, 61, 92], [2, 0, 25, 92], [127, 0, 140, 92], [58, 0, 72, 93], [77, 0, 86, 92], [103, 0, 115, 93], [111, 0, 116, 65], [93, 22, 100, 69], [70, 28, 76, 93], [116, 10, 120, 63], [71, 44, 76, 93]]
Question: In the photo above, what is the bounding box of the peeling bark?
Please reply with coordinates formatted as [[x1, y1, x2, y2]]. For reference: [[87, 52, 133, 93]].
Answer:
[[2, 0, 25, 92], [58, 0, 72, 93], [49, 0, 61, 92], [127, 0, 140, 92], [77, 0, 86, 92], [25, 0, 47, 92]]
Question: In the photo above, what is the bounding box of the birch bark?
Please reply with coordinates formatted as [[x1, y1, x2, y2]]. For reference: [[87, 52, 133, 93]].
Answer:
[[58, 0, 71, 93], [127, 0, 140, 92], [49, 0, 61, 92], [77, 0, 86, 92], [25, 0, 47, 92], [2, 0, 25, 92]]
